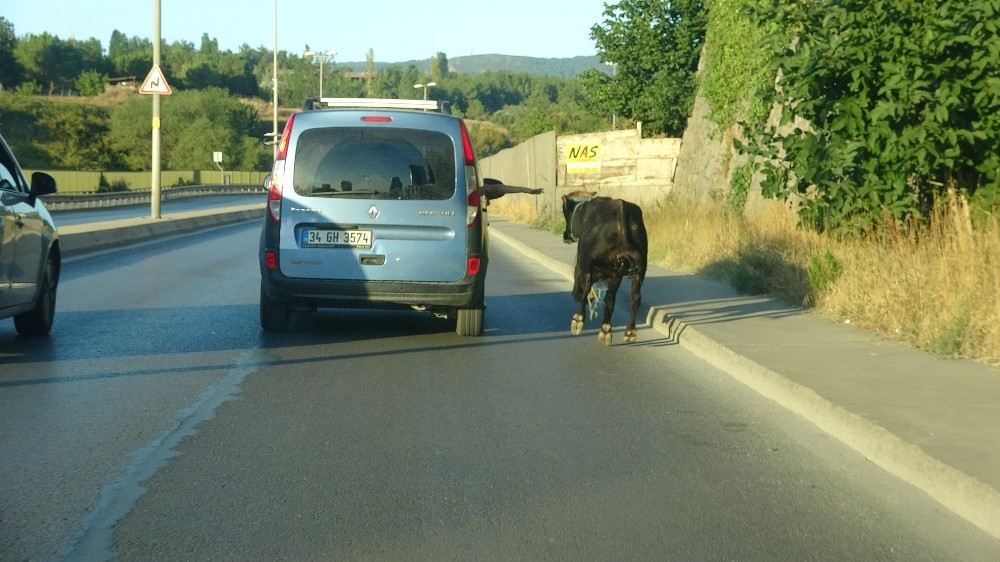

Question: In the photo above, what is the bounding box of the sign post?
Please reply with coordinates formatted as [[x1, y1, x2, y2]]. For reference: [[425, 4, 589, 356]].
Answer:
[[213, 151, 225, 184], [139, 0, 172, 219]]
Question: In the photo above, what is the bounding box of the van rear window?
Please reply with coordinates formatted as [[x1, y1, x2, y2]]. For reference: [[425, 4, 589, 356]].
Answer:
[[292, 127, 456, 200]]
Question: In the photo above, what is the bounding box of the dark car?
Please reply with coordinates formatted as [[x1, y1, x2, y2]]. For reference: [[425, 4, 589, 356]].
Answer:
[[0, 132, 60, 335], [259, 98, 521, 336]]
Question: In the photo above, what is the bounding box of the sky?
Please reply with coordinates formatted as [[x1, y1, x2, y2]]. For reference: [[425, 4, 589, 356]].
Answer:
[[4, 1, 606, 63]]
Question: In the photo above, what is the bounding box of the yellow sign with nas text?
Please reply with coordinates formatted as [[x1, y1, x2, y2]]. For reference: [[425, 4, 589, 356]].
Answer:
[[566, 143, 601, 174]]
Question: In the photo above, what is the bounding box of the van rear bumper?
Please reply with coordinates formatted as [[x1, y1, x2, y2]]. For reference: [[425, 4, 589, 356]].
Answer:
[[261, 263, 486, 311]]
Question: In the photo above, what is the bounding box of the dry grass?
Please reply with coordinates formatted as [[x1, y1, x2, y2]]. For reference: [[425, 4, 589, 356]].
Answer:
[[39, 87, 138, 107], [487, 195, 541, 225], [491, 191, 1000, 365], [819, 198, 1000, 363]]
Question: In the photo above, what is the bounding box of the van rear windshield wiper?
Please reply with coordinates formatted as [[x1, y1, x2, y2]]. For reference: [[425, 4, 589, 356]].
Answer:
[[306, 189, 381, 198]]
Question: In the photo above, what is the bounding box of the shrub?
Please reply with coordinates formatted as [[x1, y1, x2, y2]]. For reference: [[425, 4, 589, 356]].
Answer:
[[807, 249, 842, 295], [743, 0, 1000, 233], [96, 174, 129, 192], [76, 70, 106, 97]]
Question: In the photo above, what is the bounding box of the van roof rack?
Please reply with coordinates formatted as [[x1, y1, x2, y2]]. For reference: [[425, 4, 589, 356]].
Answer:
[[302, 97, 450, 114]]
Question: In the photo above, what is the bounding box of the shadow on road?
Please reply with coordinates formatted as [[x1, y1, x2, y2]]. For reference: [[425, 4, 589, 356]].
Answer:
[[0, 271, 804, 387]]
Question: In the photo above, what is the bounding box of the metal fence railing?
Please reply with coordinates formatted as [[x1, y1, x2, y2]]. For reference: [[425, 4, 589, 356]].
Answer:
[[24, 169, 270, 193], [41, 184, 266, 211]]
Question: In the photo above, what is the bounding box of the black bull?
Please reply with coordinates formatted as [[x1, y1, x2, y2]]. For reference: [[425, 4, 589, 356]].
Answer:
[[562, 191, 648, 345]]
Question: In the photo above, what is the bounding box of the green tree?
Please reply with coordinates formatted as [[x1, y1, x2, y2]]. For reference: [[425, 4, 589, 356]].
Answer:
[[430, 52, 448, 82], [0, 16, 23, 89], [0, 95, 114, 169], [363, 48, 376, 96], [108, 96, 152, 169], [277, 52, 319, 106], [39, 102, 115, 169], [110, 88, 268, 171], [14, 33, 107, 94], [108, 30, 152, 79], [76, 69, 106, 96], [465, 121, 514, 158], [588, 0, 707, 136], [15, 33, 66, 93]]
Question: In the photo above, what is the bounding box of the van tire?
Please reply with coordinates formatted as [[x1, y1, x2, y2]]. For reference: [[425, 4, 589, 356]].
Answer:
[[260, 286, 290, 332], [455, 307, 483, 337]]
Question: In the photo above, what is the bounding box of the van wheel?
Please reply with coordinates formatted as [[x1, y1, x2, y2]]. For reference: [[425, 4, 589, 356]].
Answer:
[[260, 286, 290, 332], [14, 253, 58, 336], [455, 307, 483, 337]]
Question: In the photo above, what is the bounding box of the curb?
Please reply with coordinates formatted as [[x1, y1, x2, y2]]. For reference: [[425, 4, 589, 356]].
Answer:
[[490, 227, 1000, 541], [58, 204, 264, 258]]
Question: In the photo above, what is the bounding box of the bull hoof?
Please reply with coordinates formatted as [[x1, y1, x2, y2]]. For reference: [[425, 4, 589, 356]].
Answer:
[[571, 313, 584, 336], [599, 324, 612, 346], [624, 328, 637, 343]]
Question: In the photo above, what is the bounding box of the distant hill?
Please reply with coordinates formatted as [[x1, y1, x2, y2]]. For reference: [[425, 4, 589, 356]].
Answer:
[[340, 54, 610, 78]]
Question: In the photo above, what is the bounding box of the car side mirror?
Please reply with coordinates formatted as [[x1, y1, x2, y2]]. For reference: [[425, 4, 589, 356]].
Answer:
[[263, 174, 272, 190], [30, 172, 57, 197]]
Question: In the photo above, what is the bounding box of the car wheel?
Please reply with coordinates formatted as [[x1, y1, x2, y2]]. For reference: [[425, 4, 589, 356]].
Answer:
[[455, 307, 483, 337], [14, 252, 58, 336], [260, 285, 290, 332]]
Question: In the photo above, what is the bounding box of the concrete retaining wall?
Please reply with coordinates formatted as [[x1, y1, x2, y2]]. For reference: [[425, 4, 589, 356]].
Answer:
[[480, 127, 682, 220], [557, 128, 681, 208]]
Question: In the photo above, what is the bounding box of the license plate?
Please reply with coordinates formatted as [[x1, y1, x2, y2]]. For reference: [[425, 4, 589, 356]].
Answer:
[[302, 228, 372, 248]]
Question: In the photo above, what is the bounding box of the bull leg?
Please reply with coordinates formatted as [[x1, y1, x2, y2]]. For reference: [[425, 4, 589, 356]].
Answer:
[[571, 270, 591, 336], [599, 277, 622, 346], [624, 273, 644, 343]]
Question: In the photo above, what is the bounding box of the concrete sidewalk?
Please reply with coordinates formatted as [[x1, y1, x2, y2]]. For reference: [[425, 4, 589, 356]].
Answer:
[[488, 216, 1000, 541]]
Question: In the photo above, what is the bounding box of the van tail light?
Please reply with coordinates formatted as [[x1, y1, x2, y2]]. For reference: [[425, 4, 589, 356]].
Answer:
[[267, 115, 295, 223], [459, 119, 476, 166], [275, 114, 295, 160], [467, 256, 481, 276], [467, 190, 480, 227], [264, 250, 278, 270], [267, 180, 282, 222], [460, 120, 480, 228]]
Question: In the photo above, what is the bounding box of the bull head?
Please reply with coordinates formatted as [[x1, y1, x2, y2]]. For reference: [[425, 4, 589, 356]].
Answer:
[[561, 191, 598, 243]]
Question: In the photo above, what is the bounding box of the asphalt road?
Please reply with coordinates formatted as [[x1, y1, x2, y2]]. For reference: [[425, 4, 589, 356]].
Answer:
[[1, 220, 998, 561], [49, 194, 264, 226]]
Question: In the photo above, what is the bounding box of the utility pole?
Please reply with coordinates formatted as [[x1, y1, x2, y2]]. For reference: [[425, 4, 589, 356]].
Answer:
[[272, 0, 278, 161], [151, 0, 161, 218]]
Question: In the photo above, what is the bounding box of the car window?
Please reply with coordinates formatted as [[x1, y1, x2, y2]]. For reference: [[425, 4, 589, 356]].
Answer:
[[0, 142, 26, 194], [292, 126, 456, 200]]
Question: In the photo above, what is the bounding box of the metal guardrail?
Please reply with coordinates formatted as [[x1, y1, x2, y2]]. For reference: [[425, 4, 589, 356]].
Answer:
[[41, 184, 266, 211]]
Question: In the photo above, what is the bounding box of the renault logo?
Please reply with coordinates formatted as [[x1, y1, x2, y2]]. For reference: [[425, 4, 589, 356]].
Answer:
[[368, 205, 380, 220]]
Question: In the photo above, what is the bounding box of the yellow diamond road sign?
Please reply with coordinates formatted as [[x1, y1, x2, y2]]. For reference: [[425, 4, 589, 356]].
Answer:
[[139, 65, 172, 95]]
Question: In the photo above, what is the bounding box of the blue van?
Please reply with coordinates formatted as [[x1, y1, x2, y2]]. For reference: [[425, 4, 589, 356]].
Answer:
[[259, 98, 515, 336]]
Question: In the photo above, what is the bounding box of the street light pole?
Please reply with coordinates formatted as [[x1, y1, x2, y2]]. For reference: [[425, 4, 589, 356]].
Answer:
[[272, 0, 278, 161], [304, 49, 337, 98], [413, 81, 436, 100]]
